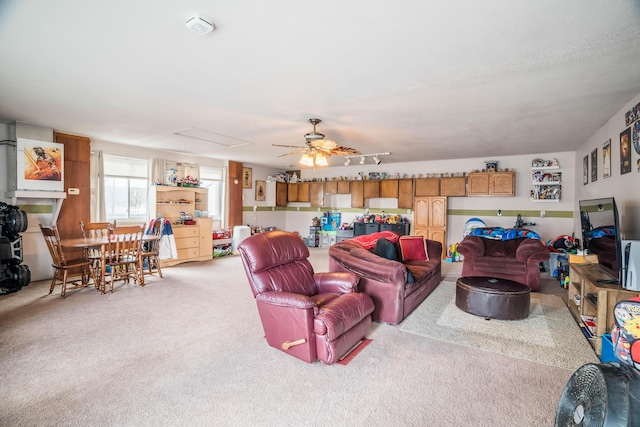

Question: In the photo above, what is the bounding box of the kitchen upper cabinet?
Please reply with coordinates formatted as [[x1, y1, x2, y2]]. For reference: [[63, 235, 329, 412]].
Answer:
[[363, 180, 380, 199], [380, 179, 399, 198], [337, 180, 350, 194], [297, 182, 310, 202], [440, 177, 466, 196], [398, 179, 414, 209], [324, 181, 338, 194], [414, 178, 440, 196], [309, 181, 324, 207], [467, 172, 515, 196], [350, 181, 365, 208]]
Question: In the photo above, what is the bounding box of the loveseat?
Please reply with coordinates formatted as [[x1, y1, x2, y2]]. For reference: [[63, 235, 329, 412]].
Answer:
[[328, 232, 442, 325], [456, 235, 550, 291]]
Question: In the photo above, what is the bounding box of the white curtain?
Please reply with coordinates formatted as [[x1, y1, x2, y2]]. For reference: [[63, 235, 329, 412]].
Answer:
[[90, 150, 106, 222], [149, 158, 167, 185]]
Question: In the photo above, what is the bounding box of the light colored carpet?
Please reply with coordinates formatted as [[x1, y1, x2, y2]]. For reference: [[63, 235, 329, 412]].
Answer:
[[0, 250, 583, 426], [400, 281, 599, 370]]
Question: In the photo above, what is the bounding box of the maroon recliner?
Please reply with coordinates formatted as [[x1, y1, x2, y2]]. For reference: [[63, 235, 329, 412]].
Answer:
[[238, 231, 375, 364]]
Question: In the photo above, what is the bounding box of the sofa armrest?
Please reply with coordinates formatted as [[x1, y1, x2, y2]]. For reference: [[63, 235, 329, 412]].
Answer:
[[457, 236, 485, 258], [314, 272, 359, 294], [515, 239, 551, 262], [329, 246, 406, 286], [256, 291, 317, 309]]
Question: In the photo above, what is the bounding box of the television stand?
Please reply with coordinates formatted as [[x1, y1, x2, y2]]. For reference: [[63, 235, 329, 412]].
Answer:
[[596, 278, 618, 285], [567, 259, 640, 356]]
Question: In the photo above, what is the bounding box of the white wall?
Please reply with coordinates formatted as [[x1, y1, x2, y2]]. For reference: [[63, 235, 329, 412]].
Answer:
[[573, 91, 640, 241]]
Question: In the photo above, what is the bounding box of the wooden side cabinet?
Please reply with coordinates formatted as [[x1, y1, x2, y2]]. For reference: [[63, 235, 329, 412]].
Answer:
[[468, 172, 515, 196], [413, 196, 447, 259]]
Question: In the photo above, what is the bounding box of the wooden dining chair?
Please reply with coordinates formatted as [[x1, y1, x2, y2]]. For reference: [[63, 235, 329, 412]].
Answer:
[[141, 220, 163, 278], [40, 224, 97, 299], [104, 225, 144, 293], [79, 220, 115, 288]]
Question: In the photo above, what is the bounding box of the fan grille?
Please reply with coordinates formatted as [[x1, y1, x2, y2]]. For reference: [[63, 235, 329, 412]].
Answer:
[[556, 364, 607, 426]]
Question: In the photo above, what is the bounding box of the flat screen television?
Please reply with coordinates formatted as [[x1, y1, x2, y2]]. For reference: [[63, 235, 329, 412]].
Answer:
[[579, 197, 621, 284]]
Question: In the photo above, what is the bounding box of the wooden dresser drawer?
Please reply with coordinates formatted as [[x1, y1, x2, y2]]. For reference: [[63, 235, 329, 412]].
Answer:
[[173, 226, 199, 239], [175, 237, 199, 249], [177, 247, 199, 260]]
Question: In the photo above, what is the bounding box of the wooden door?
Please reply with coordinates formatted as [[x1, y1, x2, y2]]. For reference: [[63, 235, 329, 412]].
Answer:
[[415, 178, 440, 196], [363, 180, 379, 199], [337, 180, 350, 194], [490, 172, 515, 196], [297, 182, 310, 202], [228, 161, 243, 228], [413, 196, 447, 259], [398, 179, 414, 209], [440, 177, 466, 196], [324, 181, 337, 194], [287, 183, 298, 202], [55, 132, 90, 261]]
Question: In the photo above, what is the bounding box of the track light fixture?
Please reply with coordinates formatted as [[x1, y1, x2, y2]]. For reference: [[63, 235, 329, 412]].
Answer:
[[344, 152, 391, 166]]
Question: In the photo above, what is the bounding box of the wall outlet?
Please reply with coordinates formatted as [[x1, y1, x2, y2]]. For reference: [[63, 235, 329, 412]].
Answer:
[[540, 210, 546, 218], [497, 209, 502, 216]]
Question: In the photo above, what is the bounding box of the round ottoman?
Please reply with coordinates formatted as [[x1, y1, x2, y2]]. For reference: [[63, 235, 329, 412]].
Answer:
[[455, 276, 530, 320]]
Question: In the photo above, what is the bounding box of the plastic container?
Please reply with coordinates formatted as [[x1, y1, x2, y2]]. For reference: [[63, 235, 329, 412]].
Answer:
[[600, 334, 617, 363]]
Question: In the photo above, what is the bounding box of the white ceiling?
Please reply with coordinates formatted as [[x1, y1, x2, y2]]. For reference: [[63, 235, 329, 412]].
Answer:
[[1, 1, 640, 169]]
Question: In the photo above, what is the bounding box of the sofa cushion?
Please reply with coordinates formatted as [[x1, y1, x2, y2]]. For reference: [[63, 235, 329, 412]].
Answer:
[[372, 238, 398, 261], [350, 230, 400, 249], [399, 236, 429, 261]]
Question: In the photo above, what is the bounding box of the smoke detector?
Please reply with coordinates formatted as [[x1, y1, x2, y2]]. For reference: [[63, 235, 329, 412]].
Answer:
[[186, 15, 215, 35]]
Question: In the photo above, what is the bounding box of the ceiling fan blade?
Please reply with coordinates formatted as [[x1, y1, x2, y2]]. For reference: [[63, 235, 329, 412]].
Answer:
[[310, 139, 338, 150], [272, 144, 307, 149], [331, 146, 361, 156]]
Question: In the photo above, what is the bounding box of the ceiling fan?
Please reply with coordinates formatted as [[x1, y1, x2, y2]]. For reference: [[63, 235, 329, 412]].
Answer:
[[273, 118, 361, 166]]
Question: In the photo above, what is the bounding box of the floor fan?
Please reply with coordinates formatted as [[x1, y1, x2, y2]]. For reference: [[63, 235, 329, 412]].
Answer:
[[555, 362, 640, 426]]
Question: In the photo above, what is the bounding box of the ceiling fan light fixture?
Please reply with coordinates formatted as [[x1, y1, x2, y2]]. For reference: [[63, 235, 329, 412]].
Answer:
[[299, 153, 314, 166], [315, 153, 328, 166]]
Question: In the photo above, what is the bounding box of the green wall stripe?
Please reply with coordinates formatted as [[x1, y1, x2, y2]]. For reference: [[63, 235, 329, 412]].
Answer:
[[243, 206, 573, 218], [17, 204, 52, 214]]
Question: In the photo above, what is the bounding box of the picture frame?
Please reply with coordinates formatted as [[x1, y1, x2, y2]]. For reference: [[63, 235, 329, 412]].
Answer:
[[603, 139, 611, 179], [590, 148, 597, 182], [583, 155, 588, 185], [16, 138, 64, 191], [255, 180, 266, 201], [620, 128, 631, 175], [242, 167, 252, 188]]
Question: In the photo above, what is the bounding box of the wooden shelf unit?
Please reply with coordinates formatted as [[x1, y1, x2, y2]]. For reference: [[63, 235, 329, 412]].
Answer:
[[567, 261, 639, 356]]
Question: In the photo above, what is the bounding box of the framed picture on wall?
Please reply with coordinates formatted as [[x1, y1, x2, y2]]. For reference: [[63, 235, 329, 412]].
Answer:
[[583, 155, 588, 185], [603, 139, 611, 178], [255, 180, 266, 201], [590, 148, 597, 182], [16, 138, 64, 191], [620, 128, 631, 175], [242, 167, 252, 188]]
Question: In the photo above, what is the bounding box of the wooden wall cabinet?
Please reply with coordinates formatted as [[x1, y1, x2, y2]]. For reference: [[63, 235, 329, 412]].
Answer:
[[414, 178, 440, 196], [440, 177, 466, 196], [350, 181, 365, 208], [337, 180, 350, 194], [276, 182, 288, 206], [309, 181, 324, 207], [324, 181, 337, 194], [467, 172, 515, 196], [364, 180, 380, 199], [287, 183, 298, 202], [380, 179, 399, 198], [297, 182, 310, 202], [398, 179, 414, 209], [413, 196, 447, 259]]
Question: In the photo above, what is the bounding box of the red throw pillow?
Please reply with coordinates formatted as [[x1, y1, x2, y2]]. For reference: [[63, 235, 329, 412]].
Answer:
[[399, 236, 429, 261]]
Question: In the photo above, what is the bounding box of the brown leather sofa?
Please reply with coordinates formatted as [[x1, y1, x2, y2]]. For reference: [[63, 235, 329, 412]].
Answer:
[[456, 235, 550, 291], [328, 233, 442, 325], [238, 231, 374, 364]]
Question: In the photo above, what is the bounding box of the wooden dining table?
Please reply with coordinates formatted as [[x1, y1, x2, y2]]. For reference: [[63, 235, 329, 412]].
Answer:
[[61, 234, 158, 293]]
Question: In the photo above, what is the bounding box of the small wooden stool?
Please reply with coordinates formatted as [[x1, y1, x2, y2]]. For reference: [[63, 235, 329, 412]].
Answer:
[[455, 276, 530, 320]]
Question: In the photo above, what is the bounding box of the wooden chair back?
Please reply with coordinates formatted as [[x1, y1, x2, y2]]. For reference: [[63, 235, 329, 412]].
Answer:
[[80, 221, 115, 239]]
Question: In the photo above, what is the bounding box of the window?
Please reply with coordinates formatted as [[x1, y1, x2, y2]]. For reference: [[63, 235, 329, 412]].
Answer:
[[104, 155, 148, 221], [199, 166, 225, 223]]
